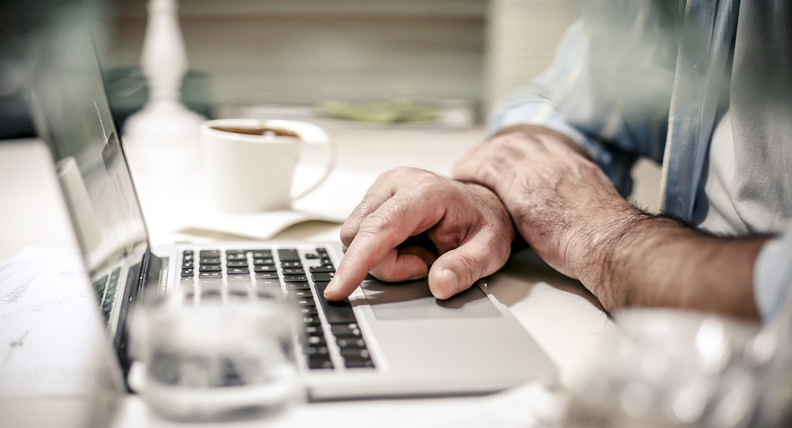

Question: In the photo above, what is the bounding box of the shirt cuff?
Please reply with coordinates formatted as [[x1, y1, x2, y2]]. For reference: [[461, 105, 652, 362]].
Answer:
[[754, 225, 792, 323]]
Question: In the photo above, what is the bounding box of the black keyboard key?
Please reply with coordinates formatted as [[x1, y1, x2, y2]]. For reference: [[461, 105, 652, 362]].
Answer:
[[227, 268, 250, 275], [320, 258, 333, 266], [277, 249, 300, 261], [301, 334, 326, 347], [253, 257, 275, 265], [255, 279, 281, 288], [336, 337, 366, 349], [304, 253, 319, 260], [227, 275, 252, 283], [330, 323, 362, 337], [311, 272, 334, 282], [248, 250, 272, 258], [302, 315, 321, 325], [288, 289, 313, 299], [181, 268, 194, 277], [199, 250, 220, 257], [282, 268, 304, 275], [281, 261, 302, 268], [307, 356, 334, 370], [200, 265, 221, 273], [255, 272, 279, 280], [314, 281, 357, 324], [299, 307, 319, 316], [294, 299, 316, 307], [254, 265, 277, 273], [345, 360, 374, 369], [344, 358, 375, 369], [199, 272, 222, 279], [285, 283, 311, 291], [305, 346, 330, 356], [309, 266, 335, 274], [303, 325, 322, 335], [226, 261, 248, 268], [226, 253, 247, 261], [323, 301, 356, 324], [340, 348, 370, 360], [200, 257, 221, 265], [283, 274, 307, 282]]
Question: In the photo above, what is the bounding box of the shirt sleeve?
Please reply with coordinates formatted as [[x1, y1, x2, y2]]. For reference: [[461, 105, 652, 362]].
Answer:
[[754, 222, 792, 323], [489, 0, 679, 197]]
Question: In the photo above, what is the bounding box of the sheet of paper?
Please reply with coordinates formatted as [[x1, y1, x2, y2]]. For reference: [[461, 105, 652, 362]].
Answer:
[[0, 247, 109, 397]]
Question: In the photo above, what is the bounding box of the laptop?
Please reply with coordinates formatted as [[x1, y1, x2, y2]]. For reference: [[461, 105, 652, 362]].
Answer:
[[26, 25, 556, 401]]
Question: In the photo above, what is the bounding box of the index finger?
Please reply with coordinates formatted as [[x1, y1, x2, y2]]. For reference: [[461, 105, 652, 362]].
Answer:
[[324, 193, 443, 300]]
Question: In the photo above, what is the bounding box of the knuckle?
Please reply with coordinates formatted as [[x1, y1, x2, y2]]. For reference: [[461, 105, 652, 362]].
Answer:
[[358, 211, 394, 236], [339, 222, 358, 246], [454, 252, 483, 283]]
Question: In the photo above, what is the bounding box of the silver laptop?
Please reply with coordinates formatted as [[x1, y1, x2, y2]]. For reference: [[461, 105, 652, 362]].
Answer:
[[26, 25, 555, 401]]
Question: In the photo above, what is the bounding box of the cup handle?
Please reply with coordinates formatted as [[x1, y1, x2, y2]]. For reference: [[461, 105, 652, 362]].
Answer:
[[267, 120, 336, 201]]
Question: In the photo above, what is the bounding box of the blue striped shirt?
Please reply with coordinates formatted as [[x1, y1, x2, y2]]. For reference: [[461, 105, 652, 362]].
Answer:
[[489, 0, 792, 322]]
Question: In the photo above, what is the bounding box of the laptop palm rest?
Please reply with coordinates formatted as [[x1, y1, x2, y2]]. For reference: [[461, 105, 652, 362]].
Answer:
[[359, 279, 502, 320]]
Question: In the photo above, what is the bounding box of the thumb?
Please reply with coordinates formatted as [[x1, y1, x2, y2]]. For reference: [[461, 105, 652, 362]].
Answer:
[[427, 236, 504, 299]]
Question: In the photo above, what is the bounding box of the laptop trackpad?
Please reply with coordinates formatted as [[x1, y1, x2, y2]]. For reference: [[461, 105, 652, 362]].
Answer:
[[359, 279, 502, 320]]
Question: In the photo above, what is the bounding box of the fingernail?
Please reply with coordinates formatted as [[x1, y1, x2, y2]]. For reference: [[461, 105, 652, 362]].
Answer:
[[323, 278, 339, 299], [438, 268, 458, 298]]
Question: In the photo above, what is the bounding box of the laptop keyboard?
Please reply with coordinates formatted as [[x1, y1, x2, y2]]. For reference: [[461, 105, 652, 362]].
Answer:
[[178, 246, 375, 372], [92, 266, 122, 322]]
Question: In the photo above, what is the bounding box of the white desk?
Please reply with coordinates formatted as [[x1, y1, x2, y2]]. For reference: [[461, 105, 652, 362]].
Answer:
[[0, 125, 612, 427]]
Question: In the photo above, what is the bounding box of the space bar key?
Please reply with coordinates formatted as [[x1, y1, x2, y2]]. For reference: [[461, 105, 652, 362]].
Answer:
[[313, 281, 357, 324]]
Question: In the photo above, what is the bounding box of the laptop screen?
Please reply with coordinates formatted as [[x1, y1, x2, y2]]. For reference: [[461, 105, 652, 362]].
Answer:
[[27, 23, 150, 333]]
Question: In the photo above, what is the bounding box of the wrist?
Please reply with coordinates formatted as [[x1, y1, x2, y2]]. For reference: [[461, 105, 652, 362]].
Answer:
[[568, 202, 654, 309]]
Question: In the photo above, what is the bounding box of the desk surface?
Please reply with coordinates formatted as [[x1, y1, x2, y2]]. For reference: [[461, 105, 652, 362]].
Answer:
[[0, 125, 612, 427]]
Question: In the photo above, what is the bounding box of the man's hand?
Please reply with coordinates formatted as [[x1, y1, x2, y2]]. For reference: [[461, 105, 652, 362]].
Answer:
[[453, 125, 640, 292], [453, 124, 763, 318], [323, 167, 516, 301]]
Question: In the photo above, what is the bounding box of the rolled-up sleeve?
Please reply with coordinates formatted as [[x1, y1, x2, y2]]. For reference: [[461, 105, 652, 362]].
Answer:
[[490, 0, 679, 197], [754, 223, 792, 323]]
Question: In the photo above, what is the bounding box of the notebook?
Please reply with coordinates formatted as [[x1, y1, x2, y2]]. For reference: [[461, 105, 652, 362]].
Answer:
[[26, 25, 556, 401]]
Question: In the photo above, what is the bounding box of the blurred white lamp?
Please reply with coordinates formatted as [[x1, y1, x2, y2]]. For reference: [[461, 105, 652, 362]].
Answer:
[[122, 0, 207, 229], [124, 0, 204, 143]]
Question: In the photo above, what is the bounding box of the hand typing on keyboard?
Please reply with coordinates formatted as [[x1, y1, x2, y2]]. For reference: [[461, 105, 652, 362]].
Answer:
[[324, 167, 516, 301]]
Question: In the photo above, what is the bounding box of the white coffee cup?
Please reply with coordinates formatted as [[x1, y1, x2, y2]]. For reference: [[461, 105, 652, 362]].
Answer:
[[200, 119, 335, 213]]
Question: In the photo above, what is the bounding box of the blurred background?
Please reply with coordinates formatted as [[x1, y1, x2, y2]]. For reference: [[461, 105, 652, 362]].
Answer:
[[0, 0, 582, 138]]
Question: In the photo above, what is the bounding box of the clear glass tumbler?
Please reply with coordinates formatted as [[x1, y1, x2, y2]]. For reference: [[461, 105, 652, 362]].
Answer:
[[129, 287, 302, 422]]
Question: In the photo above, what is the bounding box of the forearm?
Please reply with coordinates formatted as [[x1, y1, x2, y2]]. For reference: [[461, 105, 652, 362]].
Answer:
[[455, 125, 766, 320], [588, 213, 766, 320]]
